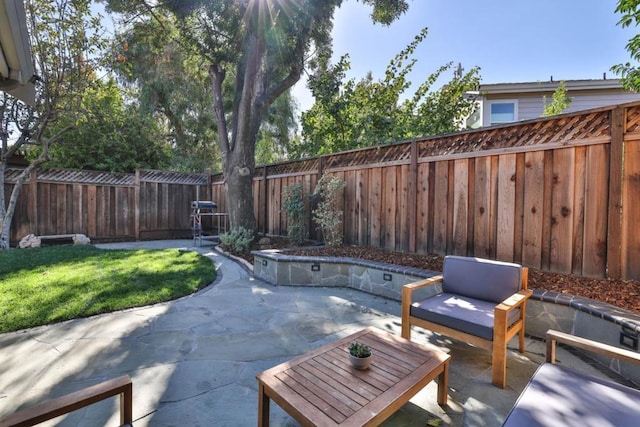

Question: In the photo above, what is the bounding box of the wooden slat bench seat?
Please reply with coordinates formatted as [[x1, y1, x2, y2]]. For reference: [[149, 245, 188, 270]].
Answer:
[[0, 375, 133, 427]]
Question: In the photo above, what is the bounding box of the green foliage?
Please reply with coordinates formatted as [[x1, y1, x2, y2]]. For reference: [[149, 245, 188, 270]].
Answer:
[[109, 15, 223, 173], [612, 0, 640, 91], [542, 81, 572, 117], [30, 79, 171, 173], [104, 0, 411, 233], [1, 0, 109, 250], [282, 183, 308, 244], [349, 342, 372, 358], [312, 175, 346, 246], [294, 28, 481, 158], [220, 226, 255, 255], [0, 245, 216, 333]]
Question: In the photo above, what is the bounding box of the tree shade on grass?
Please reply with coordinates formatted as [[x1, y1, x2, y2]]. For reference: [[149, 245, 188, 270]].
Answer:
[[0, 245, 216, 333]]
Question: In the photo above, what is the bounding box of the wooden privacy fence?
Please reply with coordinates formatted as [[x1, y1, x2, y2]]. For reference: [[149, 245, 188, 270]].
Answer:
[[210, 101, 640, 281], [5, 102, 640, 280], [4, 169, 213, 244]]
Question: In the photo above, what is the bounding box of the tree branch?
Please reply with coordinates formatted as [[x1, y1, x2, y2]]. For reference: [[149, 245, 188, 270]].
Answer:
[[209, 63, 230, 156]]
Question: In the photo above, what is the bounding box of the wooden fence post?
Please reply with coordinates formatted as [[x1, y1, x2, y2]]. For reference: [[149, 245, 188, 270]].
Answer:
[[408, 140, 418, 253], [607, 106, 624, 279], [134, 169, 141, 241], [29, 168, 38, 235], [262, 166, 268, 234]]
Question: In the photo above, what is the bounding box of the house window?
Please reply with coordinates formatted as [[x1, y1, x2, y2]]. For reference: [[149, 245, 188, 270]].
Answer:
[[489, 101, 517, 124]]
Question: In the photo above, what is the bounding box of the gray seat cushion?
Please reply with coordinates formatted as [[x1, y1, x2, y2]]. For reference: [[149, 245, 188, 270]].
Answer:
[[442, 256, 522, 303], [502, 362, 640, 426], [410, 293, 521, 341]]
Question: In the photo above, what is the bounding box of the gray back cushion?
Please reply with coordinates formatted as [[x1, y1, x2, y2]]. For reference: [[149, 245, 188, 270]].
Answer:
[[442, 256, 522, 303]]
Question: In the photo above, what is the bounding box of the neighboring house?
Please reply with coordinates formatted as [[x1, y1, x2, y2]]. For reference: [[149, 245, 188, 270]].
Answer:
[[465, 78, 640, 128]]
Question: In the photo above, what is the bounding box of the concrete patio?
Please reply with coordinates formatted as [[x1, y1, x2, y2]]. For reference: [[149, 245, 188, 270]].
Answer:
[[0, 240, 617, 426]]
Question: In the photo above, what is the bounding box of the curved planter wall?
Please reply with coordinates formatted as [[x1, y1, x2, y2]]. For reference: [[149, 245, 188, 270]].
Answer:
[[253, 249, 640, 385]]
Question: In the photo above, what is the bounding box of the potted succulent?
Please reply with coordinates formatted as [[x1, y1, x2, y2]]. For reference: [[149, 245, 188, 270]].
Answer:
[[349, 342, 373, 370]]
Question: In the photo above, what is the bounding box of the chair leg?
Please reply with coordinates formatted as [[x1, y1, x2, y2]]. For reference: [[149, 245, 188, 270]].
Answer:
[[491, 340, 507, 389], [401, 320, 411, 340], [518, 329, 526, 353]]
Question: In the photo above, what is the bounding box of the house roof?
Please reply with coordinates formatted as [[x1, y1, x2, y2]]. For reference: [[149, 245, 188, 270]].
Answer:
[[0, 0, 35, 105], [470, 78, 628, 96]]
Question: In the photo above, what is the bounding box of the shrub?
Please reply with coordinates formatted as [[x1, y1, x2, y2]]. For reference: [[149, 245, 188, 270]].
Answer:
[[282, 183, 308, 244], [219, 226, 254, 254], [312, 174, 346, 246]]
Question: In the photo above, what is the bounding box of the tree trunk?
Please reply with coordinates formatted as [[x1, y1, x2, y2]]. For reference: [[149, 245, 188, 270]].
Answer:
[[223, 148, 257, 232]]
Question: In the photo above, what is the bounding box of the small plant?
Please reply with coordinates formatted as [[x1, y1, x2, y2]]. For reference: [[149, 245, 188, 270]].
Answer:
[[349, 342, 372, 358], [312, 174, 346, 246], [282, 183, 308, 244], [219, 226, 254, 255]]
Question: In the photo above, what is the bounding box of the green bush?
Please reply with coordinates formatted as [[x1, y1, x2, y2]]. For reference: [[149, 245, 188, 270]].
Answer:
[[282, 183, 308, 244], [312, 174, 346, 246], [220, 226, 254, 254]]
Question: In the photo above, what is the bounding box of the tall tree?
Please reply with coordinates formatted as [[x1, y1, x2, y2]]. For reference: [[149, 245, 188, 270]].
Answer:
[[613, 0, 640, 90], [110, 14, 222, 172], [33, 78, 171, 173], [294, 28, 480, 158], [1, 0, 106, 250], [106, 0, 411, 232]]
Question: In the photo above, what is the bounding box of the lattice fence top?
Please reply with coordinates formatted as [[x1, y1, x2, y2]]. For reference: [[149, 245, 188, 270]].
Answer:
[[244, 102, 630, 178], [4, 168, 135, 185], [139, 169, 209, 185], [4, 168, 210, 186], [5, 101, 640, 187]]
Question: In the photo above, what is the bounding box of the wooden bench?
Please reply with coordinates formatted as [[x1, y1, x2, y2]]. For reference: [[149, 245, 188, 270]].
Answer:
[[401, 255, 531, 388], [502, 330, 640, 426], [0, 376, 133, 427]]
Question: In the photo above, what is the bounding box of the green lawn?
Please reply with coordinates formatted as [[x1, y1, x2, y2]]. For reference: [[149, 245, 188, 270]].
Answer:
[[0, 245, 216, 333]]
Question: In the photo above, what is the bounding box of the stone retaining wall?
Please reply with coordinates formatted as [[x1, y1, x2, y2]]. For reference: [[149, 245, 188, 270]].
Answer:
[[252, 249, 640, 385]]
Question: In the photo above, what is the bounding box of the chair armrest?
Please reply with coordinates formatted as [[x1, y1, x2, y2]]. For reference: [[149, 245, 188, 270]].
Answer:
[[402, 275, 443, 306], [495, 289, 532, 314], [0, 375, 132, 427], [546, 329, 640, 365]]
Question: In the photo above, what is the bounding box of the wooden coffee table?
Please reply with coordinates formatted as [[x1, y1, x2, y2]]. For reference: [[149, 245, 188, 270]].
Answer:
[[256, 327, 450, 426]]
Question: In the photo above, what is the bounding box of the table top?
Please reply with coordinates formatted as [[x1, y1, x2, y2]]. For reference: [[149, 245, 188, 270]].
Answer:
[[256, 327, 450, 426]]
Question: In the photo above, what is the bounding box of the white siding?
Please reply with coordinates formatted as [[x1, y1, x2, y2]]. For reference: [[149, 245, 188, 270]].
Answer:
[[565, 93, 640, 113], [479, 90, 640, 126]]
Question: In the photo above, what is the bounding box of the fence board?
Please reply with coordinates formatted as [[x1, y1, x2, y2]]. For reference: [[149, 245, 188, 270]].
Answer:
[[623, 139, 640, 279], [583, 144, 609, 277], [572, 146, 587, 275], [496, 154, 516, 261], [356, 168, 369, 247], [522, 151, 545, 268], [415, 162, 430, 254], [452, 159, 468, 256], [473, 156, 491, 257], [513, 154, 525, 263], [550, 148, 575, 273], [399, 164, 410, 252], [433, 161, 449, 255], [370, 167, 382, 248]]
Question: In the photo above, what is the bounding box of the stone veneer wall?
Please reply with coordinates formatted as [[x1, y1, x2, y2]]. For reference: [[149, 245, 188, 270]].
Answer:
[[252, 249, 640, 385]]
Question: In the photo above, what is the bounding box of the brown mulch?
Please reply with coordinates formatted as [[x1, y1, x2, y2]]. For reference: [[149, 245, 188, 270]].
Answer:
[[240, 238, 640, 315]]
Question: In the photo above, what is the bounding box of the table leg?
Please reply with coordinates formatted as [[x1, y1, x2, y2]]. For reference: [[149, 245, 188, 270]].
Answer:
[[258, 383, 270, 427], [437, 360, 449, 406]]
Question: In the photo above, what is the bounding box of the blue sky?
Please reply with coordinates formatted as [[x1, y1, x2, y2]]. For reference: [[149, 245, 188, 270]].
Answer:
[[292, 0, 637, 111]]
